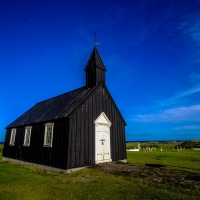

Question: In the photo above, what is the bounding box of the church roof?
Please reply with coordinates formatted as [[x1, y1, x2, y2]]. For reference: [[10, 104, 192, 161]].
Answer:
[[6, 86, 96, 128], [7, 47, 126, 129], [84, 47, 107, 71]]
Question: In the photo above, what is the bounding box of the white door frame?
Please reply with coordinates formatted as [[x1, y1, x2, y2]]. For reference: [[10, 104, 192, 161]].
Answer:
[[94, 112, 112, 164]]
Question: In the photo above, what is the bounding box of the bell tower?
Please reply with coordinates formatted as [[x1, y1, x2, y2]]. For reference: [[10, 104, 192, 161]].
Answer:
[[84, 47, 107, 88]]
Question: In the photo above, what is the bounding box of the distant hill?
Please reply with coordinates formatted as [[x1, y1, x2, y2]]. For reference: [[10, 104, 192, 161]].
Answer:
[[0, 141, 4, 144]]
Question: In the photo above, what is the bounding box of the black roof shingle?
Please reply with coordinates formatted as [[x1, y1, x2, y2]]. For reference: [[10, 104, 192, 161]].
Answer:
[[6, 86, 96, 128]]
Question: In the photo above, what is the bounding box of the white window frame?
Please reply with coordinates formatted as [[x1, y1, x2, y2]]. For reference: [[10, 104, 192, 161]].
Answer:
[[9, 128, 16, 146], [43, 122, 54, 147], [23, 126, 32, 146]]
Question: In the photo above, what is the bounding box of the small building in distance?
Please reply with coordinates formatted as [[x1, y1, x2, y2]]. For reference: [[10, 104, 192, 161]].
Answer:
[[3, 47, 127, 172]]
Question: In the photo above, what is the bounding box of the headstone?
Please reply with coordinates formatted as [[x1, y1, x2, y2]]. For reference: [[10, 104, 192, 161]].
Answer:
[[138, 143, 141, 150]]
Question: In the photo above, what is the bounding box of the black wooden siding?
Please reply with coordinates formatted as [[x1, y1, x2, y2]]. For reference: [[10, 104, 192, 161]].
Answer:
[[3, 47, 127, 171], [67, 84, 126, 169], [3, 83, 126, 170], [86, 67, 105, 88], [3, 119, 69, 169]]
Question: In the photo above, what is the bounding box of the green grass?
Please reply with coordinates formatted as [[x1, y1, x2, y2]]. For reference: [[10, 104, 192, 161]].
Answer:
[[0, 142, 200, 199], [127, 148, 200, 173]]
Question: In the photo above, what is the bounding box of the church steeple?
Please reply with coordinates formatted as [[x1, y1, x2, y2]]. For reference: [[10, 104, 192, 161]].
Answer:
[[85, 47, 107, 88]]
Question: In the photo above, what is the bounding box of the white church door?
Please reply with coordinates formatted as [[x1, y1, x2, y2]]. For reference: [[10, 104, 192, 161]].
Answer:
[[95, 112, 112, 163]]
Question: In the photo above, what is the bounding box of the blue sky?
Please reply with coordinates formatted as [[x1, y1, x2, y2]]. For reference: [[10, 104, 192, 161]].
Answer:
[[1, 0, 200, 142]]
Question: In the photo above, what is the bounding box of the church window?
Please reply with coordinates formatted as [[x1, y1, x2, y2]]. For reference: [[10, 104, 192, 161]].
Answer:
[[23, 126, 32, 146], [9, 128, 16, 146], [44, 123, 54, 147]]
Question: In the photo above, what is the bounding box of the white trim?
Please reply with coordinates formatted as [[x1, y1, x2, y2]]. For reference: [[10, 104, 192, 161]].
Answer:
[[9, 128, 16, 146], [43, 122, 54, 147], [94, 112, 112, 126], [2, 157, 86, 173], [95, 112, 111, 164], [23, 126, 32, 146]]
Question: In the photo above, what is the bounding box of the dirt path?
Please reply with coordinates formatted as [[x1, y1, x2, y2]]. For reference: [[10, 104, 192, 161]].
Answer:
[[91, 162, 200, 190]]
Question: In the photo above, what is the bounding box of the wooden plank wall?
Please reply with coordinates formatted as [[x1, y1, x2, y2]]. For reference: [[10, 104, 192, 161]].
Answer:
[[68, 84, 126, 169], [3, 118, 69, 170], [3, 85, 126, 170], [86, 68, 105, 88], [96, 68, 105, 85]]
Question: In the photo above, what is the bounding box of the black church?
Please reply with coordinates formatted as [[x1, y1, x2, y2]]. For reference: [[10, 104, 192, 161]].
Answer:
[[3, 47, 127, 172]]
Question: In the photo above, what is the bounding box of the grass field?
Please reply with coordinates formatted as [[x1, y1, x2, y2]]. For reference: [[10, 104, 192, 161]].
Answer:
[[127, 142, 200, 173], [0, 142, 200, 200]]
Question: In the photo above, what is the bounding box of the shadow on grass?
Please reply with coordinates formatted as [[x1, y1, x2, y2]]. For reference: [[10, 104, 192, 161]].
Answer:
[[145, 164, 166, 168]]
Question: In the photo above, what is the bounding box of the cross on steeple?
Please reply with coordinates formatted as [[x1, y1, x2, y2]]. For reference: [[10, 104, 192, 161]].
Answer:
[[93, 32, 100, 46], [93, 32, 97, 43]]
